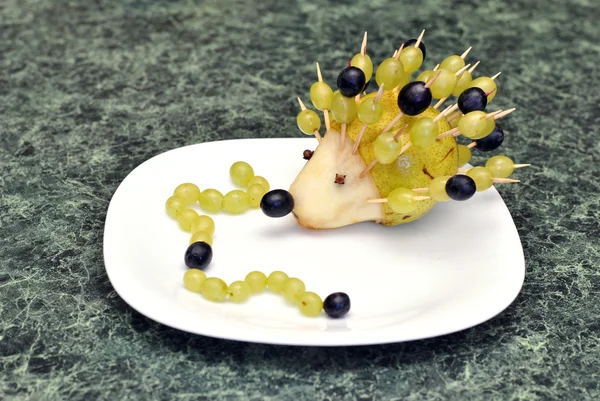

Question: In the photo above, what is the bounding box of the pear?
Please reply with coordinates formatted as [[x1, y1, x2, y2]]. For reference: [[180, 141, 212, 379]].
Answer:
[[289, 90, 458, 229]]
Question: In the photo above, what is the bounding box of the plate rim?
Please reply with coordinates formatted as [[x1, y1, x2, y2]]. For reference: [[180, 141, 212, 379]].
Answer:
[[103, 138, 526, 346]]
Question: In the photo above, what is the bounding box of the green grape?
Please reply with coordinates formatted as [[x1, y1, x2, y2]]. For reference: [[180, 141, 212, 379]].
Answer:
[[173, 183, 201, 206], [416, 69, 435, 84], [267, 271, 289, 293], [457, 144, 472, 167], [229, 161, 255, 187], [165, 196, 185, 219], [297, 109, 321, 136], [373, 132, 403, 164], [449, 113, 462, 129], [387, 187, 417, 214], [177, 209, 199, 232], [453, 70, 472, 97], [226, 280, 251, 303], [486, 155, 514, 178], [469, 77, 497, 102], [298, 292, 323, 317], [189, 230, 213, 246], [397, 69, 411, 91], [429, 176, 451, 202], [440, 55, 465, 74], [190, 215, 215, 236], [199, 189, 224, 213], [480, 119, 496, 139], [357, 97, 384, 125], [247, 184, 267, 208], [467, 166, 494, 191], [223, 190, 250, 214], [183, 269, 207, 293], [351, 53, 374, 83], [430, 68, 457, 99], [409, 117, 439, 148], [458, 111, 490, 139], [330, 92, 357, 124], [200, 277, 228, 302], [248, 176, 270, 192], [245, 271, 268, 293], [310, 81, 334, 111], [399, 46, 423, 73], [375, 57, 405, 90], [282, 278, 306, 304]]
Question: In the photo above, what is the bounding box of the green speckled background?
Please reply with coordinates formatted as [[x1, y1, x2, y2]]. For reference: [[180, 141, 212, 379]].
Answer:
[[1, 0, 599, 399]]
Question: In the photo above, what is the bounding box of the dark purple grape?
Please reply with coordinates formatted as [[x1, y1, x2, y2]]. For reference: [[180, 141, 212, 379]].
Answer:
[[475, 126, 504, 151], [445, 175, 476, 201], [260, 189, 294, 218], [184, 242, 213, 270], [323, 292, 351, 318], [402, 39, 427, 60], [458, 87, 487, 114], [397, 81, 432, 116], [337, 66, 366, 97]]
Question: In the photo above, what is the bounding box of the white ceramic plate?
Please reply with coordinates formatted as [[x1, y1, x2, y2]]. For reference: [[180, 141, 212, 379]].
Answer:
[[103, 138, 525, 346]]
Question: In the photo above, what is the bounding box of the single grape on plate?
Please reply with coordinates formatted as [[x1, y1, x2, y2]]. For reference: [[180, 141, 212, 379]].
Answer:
[[323, 292, 351, 318], [184, 241, 213, 270]]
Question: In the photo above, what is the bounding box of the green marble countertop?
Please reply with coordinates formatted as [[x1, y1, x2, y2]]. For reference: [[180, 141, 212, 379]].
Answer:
[[1, 0, 599, 399]]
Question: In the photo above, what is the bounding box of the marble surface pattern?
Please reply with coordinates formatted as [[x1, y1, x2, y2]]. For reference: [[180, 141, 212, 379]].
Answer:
[[1, 0, 599, 399]]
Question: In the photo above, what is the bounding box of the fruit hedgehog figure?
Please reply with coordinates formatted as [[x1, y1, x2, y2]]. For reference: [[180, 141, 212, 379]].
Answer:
[[260, 30, 530, 229]]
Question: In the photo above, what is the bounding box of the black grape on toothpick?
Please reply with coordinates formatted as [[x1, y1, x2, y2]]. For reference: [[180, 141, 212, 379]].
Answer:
[[445, 175, 477, 201], [337, 66, 367, 97]]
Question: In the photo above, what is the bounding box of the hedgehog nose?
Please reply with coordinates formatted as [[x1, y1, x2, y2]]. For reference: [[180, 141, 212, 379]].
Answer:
[[259, 189, 295, 218]]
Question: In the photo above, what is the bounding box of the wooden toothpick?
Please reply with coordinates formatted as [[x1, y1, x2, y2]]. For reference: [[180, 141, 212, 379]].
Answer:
[[460, 46, 473, 59], [415, 29, 425, 48], [455, 64, 471, 77], [424, 70, 442, 89], [366, 195, 431, 204], [315, 62, 331, 132], [468, 61, 480, 73], [361, 31, 368, 55], [436, 127, 460, 140], [493, 108, 516, 120], [491, 72, 502, 80], [352, 84, 385, 155]]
